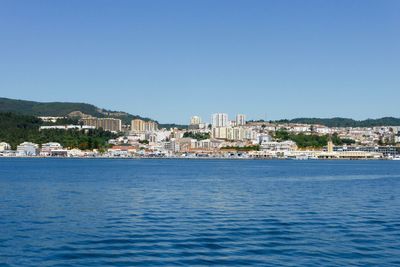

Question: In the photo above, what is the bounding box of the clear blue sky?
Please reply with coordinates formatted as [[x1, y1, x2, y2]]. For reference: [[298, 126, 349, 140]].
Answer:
[[0, 0, 399, 124]]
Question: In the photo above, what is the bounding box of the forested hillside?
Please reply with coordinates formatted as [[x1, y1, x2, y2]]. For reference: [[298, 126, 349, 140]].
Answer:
[[274, 117, 400, 127], [0, 112, 116, 150], [0, 97, 152, 124]]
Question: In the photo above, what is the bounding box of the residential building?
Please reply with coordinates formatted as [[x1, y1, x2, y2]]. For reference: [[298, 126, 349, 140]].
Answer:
[[17, 142, 39, 156], [259, 134, 272, 144], [68, 149, 84, 157], [260, 140, 298, 152], [81, 117, 122, 132], [212, 113, 228, 127], [236, 114, 246, 126], [131, 119, 158, 133], [40, 142, 63, 156], [212, 126, 228, 139], [145, 121, 158, 132]]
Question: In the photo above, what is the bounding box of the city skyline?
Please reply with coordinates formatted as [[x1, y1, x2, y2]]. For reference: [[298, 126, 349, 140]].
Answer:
[[1, 1, 399, 124]]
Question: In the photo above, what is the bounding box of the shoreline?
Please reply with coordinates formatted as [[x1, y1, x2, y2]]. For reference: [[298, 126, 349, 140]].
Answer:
[[0, 156, 397, 161]]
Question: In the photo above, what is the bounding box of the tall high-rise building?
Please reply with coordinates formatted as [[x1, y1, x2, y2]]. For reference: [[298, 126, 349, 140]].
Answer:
[[131, 119, 158, 133], [144, 121, 158, 132], [211, 113, 228, 128], [236, 114, 246, 126], [131, 119, 145, 132], [190, 116, 202, 125]]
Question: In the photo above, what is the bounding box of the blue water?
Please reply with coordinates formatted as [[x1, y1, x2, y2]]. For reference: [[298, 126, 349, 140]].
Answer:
[[1, 159, 400, 266]]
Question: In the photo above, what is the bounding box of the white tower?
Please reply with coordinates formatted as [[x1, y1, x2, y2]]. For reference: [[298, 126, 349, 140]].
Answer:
[[211, 113, 228, 128]]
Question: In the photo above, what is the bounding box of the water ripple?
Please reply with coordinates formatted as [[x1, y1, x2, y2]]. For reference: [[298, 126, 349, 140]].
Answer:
[[1, 159, 400, 266]]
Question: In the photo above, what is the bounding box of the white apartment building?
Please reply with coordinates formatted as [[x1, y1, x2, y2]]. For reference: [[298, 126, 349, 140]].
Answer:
[[236, 114, 246, 126], [212, 126, 256, 141], [212, 127, 228, 139], [41, 142, 63, 151], [212, 113, 228, 128], [17, 142, 39, 156], [40, 142, 64, 156], [259, 134, 272, 144], [260, 140, 298, 152]]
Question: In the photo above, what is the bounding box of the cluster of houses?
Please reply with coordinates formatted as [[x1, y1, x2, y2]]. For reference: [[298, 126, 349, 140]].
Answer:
[[1, 113, 400, 160], [0, 142, 85, 157]]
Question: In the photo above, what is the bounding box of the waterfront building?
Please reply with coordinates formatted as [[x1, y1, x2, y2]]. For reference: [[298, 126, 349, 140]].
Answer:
[[0, 150, 16, 157], [41, 142, 63, 151], [332, 145, 399, 157], [40, 142, 63, 156], [260, 140, 298, 152], [0, 142, 11, 151], [17, 142, 39, 156], [67, 148, 84, 157], [212, 113, 228, 128], [319, 151, 383, 159], [50, 150, 68, 157], [164, 138, 180, 152], [235, 114, 246, 126], [81, 117, 122, 132]]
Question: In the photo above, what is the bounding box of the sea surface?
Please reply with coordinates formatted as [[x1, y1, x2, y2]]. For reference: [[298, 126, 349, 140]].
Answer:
[[0, 159, 400, 266]]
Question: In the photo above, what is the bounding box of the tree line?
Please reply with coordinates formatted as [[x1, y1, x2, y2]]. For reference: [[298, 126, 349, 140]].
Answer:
[[274, 129, 355, 148]]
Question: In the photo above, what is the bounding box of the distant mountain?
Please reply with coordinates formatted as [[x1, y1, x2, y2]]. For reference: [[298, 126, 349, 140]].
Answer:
[[0, 97, 153, 125], [273, 117, 400, 127]]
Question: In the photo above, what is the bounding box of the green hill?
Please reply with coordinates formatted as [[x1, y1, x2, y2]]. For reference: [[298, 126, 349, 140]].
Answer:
[[274, 117, 400, 127], [0, 97, 152, 124]]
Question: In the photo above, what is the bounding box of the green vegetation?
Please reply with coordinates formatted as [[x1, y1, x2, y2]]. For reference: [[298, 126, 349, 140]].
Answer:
[[138, 140, 149, 144], [273, 117, 400, 127], [0, 112, 117, 150], [341, 138, 356, 145], [221, 145, 260, 151], [159, 123, 188, 130], [183, 131, 210, 140], [0, 97, 152, 125], [274, 129, 355, 148]]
